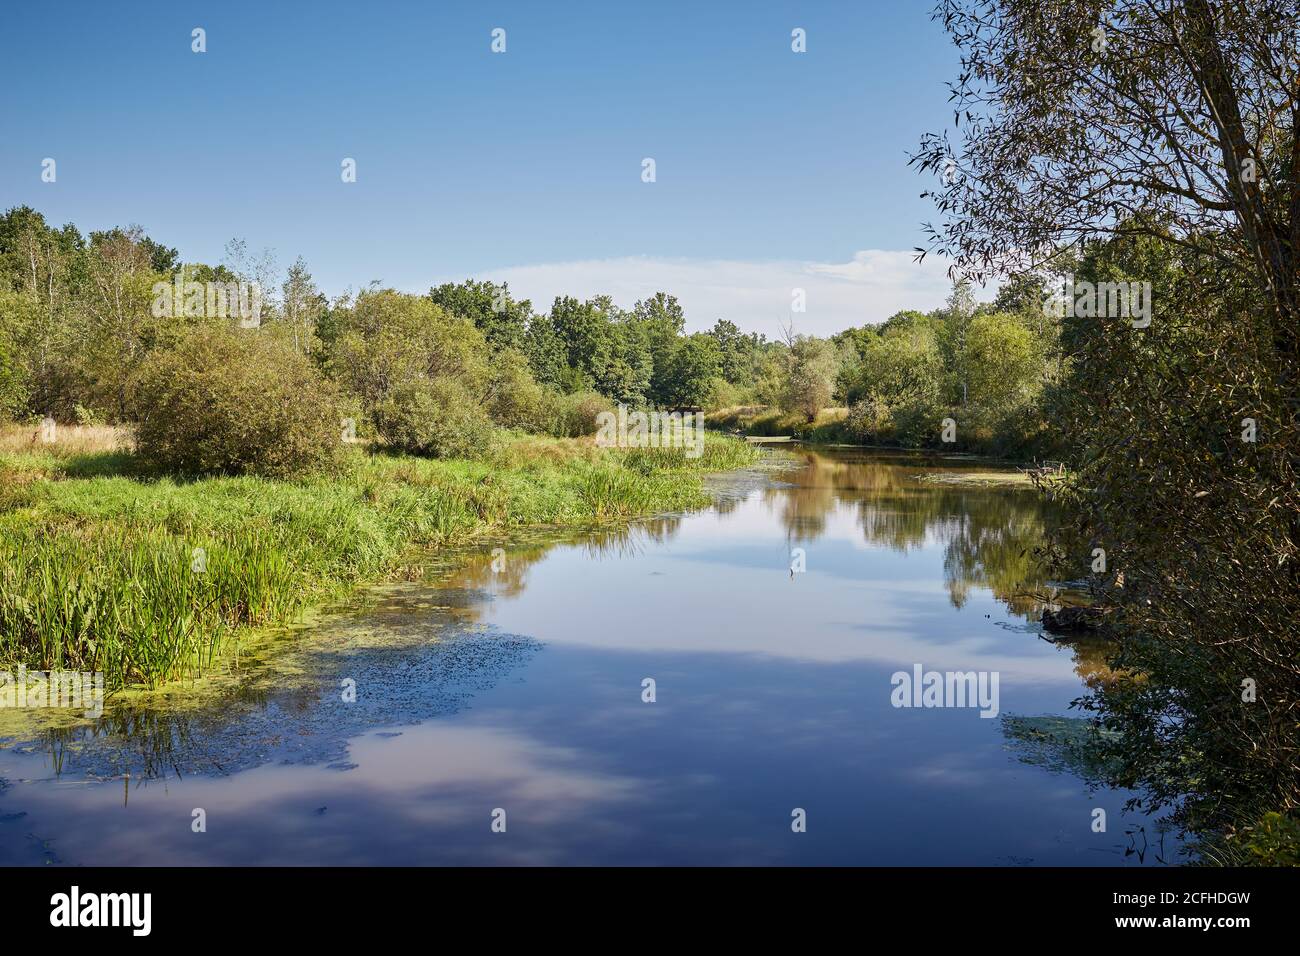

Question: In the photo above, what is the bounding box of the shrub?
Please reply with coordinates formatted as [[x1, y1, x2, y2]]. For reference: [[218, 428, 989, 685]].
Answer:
[[372, 377, 498, 459], [992, 400, 1057, 458], [890, 397, 947, 448], [324, 290, 491, 413], [486, 348, 548, 430], [703, 377, 750, 411], [844, 398, 893, 443], [541, 390, 614, 438], [73, 403, 104, 427], [0, 315, 28, 421], [134, 325, 343, 477], [1239, 812, 1300, 867]]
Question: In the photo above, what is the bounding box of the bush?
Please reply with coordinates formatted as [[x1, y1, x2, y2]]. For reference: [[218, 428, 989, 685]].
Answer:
[[73, 403, 104, 427], [991, 400, 1057, 458], [486, 348, 548, 430], [890, 398, 947, 448], [1239, 812, 1300, 867], [324, 290, 491, 413], [373, 377, 498, 459], [844, 399, 893, 443], [134, 325, 343, 477], [703, 377, 751, 411], [541, 390, 614, 438], [0, 314, 28, 422]]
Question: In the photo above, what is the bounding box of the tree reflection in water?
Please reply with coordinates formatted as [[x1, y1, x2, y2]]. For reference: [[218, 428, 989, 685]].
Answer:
[[763, 449, 1052, 620], [23, 449, 1090, 785]]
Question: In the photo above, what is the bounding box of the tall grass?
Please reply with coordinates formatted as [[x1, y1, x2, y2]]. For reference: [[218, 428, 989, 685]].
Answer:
[[0, 423, 129, 457], [0, 433, 758, 688]]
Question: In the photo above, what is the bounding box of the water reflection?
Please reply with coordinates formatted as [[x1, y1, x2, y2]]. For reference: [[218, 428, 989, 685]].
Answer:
[[767, 451, 1050, 619], [0, 448, 1172, 865]]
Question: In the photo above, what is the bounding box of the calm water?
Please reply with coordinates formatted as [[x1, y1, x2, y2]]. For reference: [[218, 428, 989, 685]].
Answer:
[[0, 448, 1176, 865]]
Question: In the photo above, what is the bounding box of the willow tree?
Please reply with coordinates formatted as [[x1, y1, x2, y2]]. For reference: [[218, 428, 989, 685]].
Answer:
[[913, 0, 1299, 851]]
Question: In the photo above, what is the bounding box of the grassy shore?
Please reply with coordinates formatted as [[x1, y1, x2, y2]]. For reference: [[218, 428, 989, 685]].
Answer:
[[0, 426, 758, 689]]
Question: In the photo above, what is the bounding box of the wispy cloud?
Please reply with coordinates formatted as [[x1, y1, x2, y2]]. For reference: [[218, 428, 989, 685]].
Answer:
[[440, 250, 964, 338]]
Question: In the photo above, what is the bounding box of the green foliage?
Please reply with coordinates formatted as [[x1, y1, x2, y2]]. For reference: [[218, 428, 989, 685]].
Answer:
[[549, 295, 652, 404], [828, 294, 1055, 454], [485, 347, 549, 430], [843, 397, 893, 441], [134, 325, 343, 477], [851, 317, 943, 408], [373, 378, 499, 459], [0, 433, 755, 687], [429, 278, 531, 352], [325, 289, 491, 416], [523, 313, 569, 389], [1041, 227, 1300, 842], [657, 333, 722, 407], [635, 292, 685, 403], [888, 396, 948, 447], [540, 390, 614, 438], [1237, 813, 1300, 867], [707, 318, 768, 386], [280, 256, 326, 355], [781, 335, 839, 421], [915, 0, 1300, 854], [0, 302, 27, 420], [964, 312, 1043, 412]]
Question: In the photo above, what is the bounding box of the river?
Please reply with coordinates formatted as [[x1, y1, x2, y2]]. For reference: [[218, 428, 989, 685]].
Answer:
[[0, 447, 1177, 865]]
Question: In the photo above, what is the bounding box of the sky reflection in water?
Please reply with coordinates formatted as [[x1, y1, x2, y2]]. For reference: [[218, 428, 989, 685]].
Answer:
[[0, 449, 1175, 866]]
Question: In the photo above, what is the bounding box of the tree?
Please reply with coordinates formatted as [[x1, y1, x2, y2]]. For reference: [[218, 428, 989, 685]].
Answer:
[[659, 333, 722, 407], [282, 257, 325, 354], [325, 290, 490, 416], [0, 208, 85, 418], [850, 317, 945, 415], [429, 279, 531, 352], [915, 0, 1300, 841], [0, 297, 28, 418], [913, 0, 1298, 370], [781, 335, 838, 421], [549, 295, 651, 404], [82, 227, 167, 420], [523, 313, 568, 389], [634, 292, 687, 404], [938, 279, 976, 405], [708, 318, 767, 387], [962, 312, 1042, 412]]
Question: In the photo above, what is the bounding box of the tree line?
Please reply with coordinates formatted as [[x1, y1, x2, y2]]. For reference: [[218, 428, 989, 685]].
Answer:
[[0, 203, 1063, 465]]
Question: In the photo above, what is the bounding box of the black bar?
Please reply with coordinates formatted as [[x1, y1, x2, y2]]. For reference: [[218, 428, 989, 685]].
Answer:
[[2, 865, 1286, 940]]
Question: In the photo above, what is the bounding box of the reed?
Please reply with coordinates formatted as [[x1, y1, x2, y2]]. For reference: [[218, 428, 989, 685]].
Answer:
[[0, 433, 758, 688]]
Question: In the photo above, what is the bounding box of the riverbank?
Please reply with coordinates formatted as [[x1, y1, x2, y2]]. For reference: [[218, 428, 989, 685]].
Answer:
[[0, 427, 759, 690], [706, 404, 1059, 459], [0, 444, 1172, 866]]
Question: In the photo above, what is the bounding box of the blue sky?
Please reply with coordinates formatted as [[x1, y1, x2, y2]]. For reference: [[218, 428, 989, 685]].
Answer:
[[1, 1, 966, 336]]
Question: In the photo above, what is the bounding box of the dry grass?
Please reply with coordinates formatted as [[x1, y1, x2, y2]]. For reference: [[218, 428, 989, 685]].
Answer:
[[919, 470, 1033, 487], [494, 433, 605, 466], [0, 423, 130, 456]]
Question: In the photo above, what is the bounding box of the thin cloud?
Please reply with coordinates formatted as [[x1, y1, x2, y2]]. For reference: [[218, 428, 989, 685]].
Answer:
[[439, 250, 963, 338]]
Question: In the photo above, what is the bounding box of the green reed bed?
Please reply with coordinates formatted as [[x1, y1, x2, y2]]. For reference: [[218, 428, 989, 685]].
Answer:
[[0, 434, 758, 688]]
